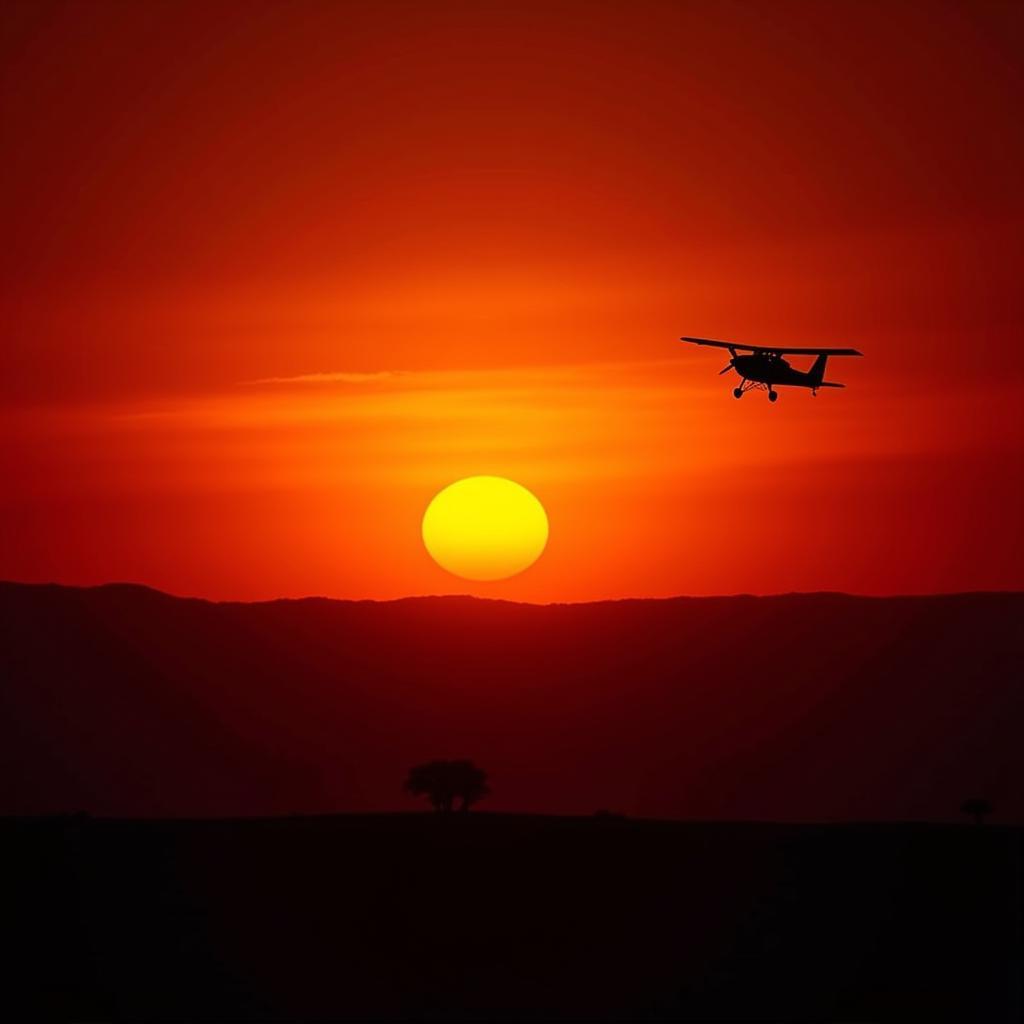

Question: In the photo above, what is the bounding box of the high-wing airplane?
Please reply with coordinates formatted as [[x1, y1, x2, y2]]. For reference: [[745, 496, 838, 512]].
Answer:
[[680, 336, 862, 401]]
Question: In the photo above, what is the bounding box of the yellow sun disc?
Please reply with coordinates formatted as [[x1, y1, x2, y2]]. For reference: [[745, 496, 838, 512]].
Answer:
[[422, 476, 549, 581]]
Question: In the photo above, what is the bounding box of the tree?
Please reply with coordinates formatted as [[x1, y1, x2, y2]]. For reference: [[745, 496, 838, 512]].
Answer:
[[960, 797, 993, 825], [404, 759, 490, 813]]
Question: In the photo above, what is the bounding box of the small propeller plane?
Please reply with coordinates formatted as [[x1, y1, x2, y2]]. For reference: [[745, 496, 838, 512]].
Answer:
[[680, 336, 862, 402]]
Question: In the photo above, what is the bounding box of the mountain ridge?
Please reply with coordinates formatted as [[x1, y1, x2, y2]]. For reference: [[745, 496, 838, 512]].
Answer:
[[3, 577, 1021, 607], [2, 580, 1021, 822]]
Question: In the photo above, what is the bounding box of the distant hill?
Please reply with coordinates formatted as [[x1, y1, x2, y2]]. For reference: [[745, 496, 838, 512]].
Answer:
[[1, 582, 1021, 820]]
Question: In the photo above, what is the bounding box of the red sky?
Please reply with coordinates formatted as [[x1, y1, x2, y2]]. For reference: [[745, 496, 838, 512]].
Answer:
[[2, 0, 1022, 601]]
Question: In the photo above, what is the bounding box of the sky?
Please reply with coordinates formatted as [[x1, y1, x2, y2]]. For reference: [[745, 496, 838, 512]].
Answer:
[[2, 0, 1022, 601]]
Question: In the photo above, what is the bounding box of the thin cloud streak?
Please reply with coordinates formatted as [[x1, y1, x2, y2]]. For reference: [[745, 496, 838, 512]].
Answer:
[[245, 358, 685, 390], [246, 370, 404, 385]]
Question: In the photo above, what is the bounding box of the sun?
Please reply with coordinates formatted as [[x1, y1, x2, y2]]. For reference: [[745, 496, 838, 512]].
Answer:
[[422, 476, 549, 581]]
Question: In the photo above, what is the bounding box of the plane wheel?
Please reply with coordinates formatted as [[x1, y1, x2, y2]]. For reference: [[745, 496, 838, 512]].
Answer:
[[733, 388, 743, 399], [768, 391, 778, 403]]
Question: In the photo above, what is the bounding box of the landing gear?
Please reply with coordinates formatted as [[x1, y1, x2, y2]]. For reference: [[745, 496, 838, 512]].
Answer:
[[730, 379, 778, 401]]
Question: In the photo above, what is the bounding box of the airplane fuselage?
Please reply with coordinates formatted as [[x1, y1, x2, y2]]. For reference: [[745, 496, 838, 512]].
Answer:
[[733, 353, 813, 387]]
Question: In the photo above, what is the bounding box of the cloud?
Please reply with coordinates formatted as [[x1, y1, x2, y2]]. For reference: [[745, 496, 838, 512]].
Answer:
[[247, 370, 404, 385], [246, 359, 683, 389]]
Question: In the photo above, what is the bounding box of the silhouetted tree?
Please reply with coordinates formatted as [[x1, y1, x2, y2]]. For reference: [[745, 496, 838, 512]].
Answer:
[[404, 759, 490, 813], [960, 797, 993, 825]]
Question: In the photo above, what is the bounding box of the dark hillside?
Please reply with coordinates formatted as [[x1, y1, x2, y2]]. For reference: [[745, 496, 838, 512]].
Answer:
[[1, 582, 1021, 820]]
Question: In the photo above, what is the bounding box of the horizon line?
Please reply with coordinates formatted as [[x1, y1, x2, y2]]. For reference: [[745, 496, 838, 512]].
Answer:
[[2, 578, 1021, 609]]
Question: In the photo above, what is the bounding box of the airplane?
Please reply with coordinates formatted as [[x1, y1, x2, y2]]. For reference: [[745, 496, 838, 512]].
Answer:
[[680, 336, 862, 402]]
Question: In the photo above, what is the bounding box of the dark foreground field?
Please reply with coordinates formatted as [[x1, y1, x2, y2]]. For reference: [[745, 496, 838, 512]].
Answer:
[[8, 814, 1021, 1021]]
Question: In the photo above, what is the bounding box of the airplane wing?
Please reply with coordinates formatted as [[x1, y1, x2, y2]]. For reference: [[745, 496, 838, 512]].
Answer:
[[680, 336, 862, 357]]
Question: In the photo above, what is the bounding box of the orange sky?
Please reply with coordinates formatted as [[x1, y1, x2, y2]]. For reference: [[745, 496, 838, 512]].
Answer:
[[2, 0, 1022, 600]]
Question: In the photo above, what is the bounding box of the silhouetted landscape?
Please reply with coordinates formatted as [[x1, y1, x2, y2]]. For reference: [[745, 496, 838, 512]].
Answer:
[[2, 582, 1021, 820], [3, 582, 1022, 1019], [8, 813, 1021, 1020]]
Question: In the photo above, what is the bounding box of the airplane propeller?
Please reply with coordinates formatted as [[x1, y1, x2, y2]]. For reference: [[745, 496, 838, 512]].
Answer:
[[719, 361, 735, 375]]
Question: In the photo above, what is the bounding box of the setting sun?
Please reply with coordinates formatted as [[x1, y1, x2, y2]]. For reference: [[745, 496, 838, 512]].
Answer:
[[422, 477, 549, 581]]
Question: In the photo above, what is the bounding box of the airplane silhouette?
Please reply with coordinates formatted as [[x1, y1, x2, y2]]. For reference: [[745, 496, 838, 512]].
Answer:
[[681, 336, 862, 401]]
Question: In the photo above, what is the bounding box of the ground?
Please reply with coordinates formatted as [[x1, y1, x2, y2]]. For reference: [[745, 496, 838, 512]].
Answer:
[[8, 813, 1021, 1021]]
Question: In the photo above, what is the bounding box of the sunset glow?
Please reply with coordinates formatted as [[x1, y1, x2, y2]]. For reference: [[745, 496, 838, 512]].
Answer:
[[1, 1, 1021, 601]]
